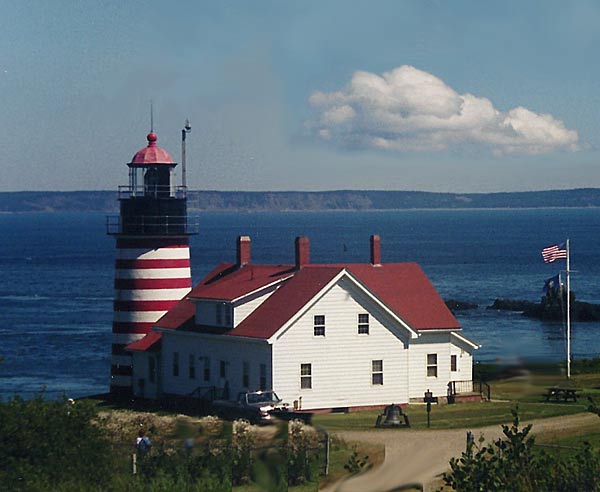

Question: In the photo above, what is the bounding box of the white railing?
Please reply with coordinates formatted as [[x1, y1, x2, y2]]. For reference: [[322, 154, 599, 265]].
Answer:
[[117, 185, 187, 200]]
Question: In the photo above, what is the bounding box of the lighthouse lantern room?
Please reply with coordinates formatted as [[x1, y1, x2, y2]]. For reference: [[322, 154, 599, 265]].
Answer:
[[107, 129, 197, 395]]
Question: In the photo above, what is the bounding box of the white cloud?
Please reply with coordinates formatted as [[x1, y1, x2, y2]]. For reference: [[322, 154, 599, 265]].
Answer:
[[308, 65, 579, 155]]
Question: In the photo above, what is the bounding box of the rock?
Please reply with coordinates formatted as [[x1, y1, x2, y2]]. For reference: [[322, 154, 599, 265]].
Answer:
[[487, 298, 537, 312], [445, 299, 478, 312], [489, 291, 600, 322]]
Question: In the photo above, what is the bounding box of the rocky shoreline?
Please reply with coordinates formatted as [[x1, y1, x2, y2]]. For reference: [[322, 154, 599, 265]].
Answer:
[[445, 292, 600, 322]]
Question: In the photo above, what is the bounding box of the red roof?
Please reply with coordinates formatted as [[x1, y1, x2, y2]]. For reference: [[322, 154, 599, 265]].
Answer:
[[127, 332, 162, 352], [187, 263, 295, 301], [229, 266, 343, 338], [345, 263, 460, 330], [129, 132, 175, 166], [228, 263, 459, 339], [138, 262, 295, 338], [129, 259, 460, 350]]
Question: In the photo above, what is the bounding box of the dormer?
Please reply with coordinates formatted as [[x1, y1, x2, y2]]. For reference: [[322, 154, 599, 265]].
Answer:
[[194, 300, 233, 329], [192, 278, 288, 329], [189, 236, 293, 329]]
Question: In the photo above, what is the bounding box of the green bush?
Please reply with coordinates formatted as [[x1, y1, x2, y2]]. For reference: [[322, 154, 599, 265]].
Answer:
[[0, 397, 331, 491], [287, 419, 323, 486], [343, 447, 369, 475], [0, 394, 114, 491], [440, 408, 600, 492], [231, 419, 254, 485], [136, 452, 231, 492]]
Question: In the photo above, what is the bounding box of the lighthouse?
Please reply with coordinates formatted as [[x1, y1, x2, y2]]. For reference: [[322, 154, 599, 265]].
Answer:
[[107, 128, 196, 395]]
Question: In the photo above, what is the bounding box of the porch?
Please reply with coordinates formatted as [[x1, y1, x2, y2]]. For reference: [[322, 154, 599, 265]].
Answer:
[[447, 380, 490, 403]]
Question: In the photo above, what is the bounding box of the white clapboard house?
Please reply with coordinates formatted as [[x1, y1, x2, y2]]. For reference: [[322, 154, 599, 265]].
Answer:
[[127, 235, 479, 411]]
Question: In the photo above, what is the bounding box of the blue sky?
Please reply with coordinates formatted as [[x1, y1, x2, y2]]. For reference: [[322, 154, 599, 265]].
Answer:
[[1, 0, 599, 192]]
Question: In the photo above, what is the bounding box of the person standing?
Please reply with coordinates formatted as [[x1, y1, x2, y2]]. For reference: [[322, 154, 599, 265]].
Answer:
[[136, 429, 152, 458]]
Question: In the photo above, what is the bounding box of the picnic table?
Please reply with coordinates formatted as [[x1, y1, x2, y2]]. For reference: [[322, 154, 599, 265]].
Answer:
[[544, 387, 578, 402]]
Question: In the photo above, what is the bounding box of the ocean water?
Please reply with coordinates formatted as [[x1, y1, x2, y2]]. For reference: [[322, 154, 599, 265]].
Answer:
[[1, 209, 600, 400]]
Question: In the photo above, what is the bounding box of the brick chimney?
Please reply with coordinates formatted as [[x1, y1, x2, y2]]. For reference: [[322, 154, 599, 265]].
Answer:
[[237, 235, 251, 267], [370, 234, 381, 266], [295, 236, 310, 269]]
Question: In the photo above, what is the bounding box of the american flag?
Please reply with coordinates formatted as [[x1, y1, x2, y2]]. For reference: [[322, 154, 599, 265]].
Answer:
[[541, 242, 567, 263]]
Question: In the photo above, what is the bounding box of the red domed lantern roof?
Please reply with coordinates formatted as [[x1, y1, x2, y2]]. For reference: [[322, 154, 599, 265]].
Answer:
[[129, 132, 176, 166]]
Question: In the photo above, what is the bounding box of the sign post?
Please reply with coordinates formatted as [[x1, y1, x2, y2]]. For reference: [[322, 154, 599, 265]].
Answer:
[[424, 389, 434, 428]]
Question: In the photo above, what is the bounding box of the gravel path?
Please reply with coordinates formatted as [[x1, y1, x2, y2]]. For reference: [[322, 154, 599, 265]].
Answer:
[[322, 413, 600, 492]]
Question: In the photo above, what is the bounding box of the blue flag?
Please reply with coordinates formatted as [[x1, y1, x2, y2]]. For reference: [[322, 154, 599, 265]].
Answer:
[[543, 274, 561, 293]]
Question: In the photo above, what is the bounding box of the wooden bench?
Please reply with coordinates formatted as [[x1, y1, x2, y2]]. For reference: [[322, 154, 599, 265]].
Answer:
[[545, 387, 578, 402]]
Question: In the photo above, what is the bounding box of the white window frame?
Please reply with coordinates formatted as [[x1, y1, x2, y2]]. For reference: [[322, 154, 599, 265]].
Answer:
[[451, 354, 457, 372], [173, 352, 179, 377], [372, 359, 383, 385], [203, 357, 211, 382], [242, 361, 250, 388], [148, 356, 156, 383], [358, 313, 370, 335], [427, 353, 438, 378], [189, 354, 196, 379], [216, 302, 232, 327], [259, 363, 267, 390], [225, 303, 232, 326], [300, 363, 312, 389], [219, 360, 228, 379], [313, 315, 325, 336]]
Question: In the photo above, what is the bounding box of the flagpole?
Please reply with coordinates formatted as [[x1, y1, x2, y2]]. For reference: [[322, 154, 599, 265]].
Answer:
[[566, 238, 571, 379]]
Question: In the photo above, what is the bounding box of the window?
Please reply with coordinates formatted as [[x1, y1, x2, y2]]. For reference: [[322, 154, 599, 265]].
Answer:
[[427, 354, 438, 377], [189, 354, 196, 379], [313, 315, 325, 336], [372, 360, 383, 385], [216, 302, 232, 326], [300, 363, 312, 389], [148, 357, 156, 383], [260, 364, 267, 390], [220, 360, 227, 379], [173, 352, 179, 377], [451, 355, 457, 372], [203, 357, 211, 382], [358, 313, 369, 334], [242, 361, 250, 388]]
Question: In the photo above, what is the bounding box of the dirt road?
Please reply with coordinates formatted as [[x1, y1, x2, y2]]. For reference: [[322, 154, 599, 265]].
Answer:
[[323, 413, 600, 492]]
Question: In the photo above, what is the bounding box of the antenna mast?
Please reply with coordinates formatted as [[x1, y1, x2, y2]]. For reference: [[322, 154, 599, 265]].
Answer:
[[181, 119, 191, 189], [150, 101, 154, 132]]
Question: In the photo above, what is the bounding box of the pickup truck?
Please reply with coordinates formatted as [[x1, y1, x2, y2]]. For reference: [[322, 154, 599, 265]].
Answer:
[[211, 390, 293, 424]]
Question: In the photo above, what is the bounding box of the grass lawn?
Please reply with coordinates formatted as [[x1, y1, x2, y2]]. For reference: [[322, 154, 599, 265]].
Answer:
[[490, 371, 600, 402], [314, 368, 600, 432], [536, 420, 600, 448], [314, 400, 587, 431]]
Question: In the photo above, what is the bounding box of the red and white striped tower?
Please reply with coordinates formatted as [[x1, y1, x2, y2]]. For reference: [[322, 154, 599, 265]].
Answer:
[[107, 130, 196, 394]]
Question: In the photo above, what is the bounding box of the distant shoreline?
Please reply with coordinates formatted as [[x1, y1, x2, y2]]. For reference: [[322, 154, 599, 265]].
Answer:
[[2, 188, 600, 213], [4, 207, 600, 215]]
